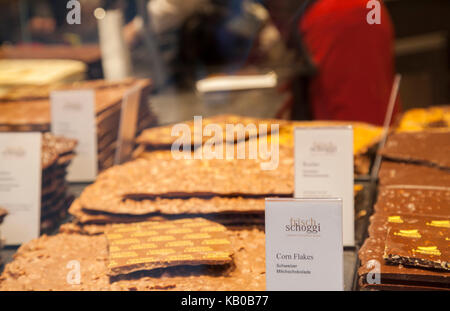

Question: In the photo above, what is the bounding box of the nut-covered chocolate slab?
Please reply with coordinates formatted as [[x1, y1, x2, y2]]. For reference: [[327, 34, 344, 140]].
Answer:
[[70, 197, 265, 223], [0, 227, 265, 291], [105, 218, 234, 276], [384, 226, 449, 271], [378, 161, 450, 187], [381, 131, 450, 169], [79, 157, 293, 215], [136, 114, 284, 147], [374, 187, 450, 217]]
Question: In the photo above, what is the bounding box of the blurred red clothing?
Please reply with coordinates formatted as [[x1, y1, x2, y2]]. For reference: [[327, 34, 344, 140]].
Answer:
[[300, 0, 400, 125]]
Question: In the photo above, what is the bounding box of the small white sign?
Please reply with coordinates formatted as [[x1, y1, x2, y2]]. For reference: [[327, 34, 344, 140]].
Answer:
[[0, 133, 42, 245], [294, 127, 354, 246], [51, 89, 98, 182], [265, 198, 343, 291], [114, 85, 142, 165]]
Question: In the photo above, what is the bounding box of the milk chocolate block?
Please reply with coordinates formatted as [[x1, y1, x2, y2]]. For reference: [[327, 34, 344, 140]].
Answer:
[[105, 218, 234, 276], [368, 214, 450, 238], [384, 227, 449, 271], [378, 161, 450, 187], [358, 237, 449, 289], [381, 131, 450, 169], [375, 187, 450, 217]]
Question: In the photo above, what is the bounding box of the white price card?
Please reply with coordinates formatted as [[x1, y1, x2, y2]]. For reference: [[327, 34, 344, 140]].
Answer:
[[265, 198, 343, 291], [294, 127, 354, 247], [114, 85, 142, 165], [0, 133, 42, 245], [50, 89, 98, 182]]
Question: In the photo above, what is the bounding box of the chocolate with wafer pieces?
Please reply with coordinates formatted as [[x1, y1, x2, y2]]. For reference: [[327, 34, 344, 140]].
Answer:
[[105, 218, 234, 276]]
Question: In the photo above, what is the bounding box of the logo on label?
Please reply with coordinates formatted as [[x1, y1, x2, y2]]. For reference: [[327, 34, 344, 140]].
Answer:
[[2, 146, 26, 158], [310, 141, 337, 154], [286, 217, 321, 234], [66, 0, 81, 25]]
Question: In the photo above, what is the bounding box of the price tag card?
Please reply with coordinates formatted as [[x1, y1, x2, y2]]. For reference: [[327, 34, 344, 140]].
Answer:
[[265, 198, 343, 291], [50, 89, 98, 182], [0, 133, 42, 245], [294, 127, 354, 247], [114, 85, 142, 165]]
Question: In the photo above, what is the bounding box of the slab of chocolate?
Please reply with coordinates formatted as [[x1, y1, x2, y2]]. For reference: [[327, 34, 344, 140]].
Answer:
[[358, 237, 449, 289], [360, 281, 450, 291], [375, 187, 450, 217], [379, 161, 450, 187], [381, 131, 450, 169], [79, 157, 293, 215], [0, 227, 265, 290], [368, 213, 450, 238], [384, 226, 449, 271], [136, 114, 283, 148], [105, 218, 234, 276], [71, 197, 265, 223]]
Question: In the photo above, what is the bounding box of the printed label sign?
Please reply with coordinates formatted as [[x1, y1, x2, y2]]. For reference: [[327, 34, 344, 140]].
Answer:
[[0, 133, 42, 245], [265, 198, 343, 291], [294, 127, 354, 246], [51, 89, 98, 182]]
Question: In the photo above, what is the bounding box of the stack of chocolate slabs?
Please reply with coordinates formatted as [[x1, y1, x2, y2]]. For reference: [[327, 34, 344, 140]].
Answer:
[[358, 129, 450, 290], [64, 153, 294, 235], [0, 78, 157, 172], [40, 133, 78, 233]]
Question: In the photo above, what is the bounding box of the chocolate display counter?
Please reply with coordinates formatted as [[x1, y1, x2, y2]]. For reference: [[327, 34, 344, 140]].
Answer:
[[0, 109, 448, 291]]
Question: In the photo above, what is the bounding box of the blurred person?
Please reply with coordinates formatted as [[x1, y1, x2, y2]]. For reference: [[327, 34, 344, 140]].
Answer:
[[266, 0, 400, 125], [123, 0, 208, 47]]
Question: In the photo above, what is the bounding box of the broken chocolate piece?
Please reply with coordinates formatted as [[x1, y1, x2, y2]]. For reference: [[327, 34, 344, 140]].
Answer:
[[381, 131, 450, 169], [378, 161, 450, 187], [375, 187, 450, 217], [384, 226, 449, 271]]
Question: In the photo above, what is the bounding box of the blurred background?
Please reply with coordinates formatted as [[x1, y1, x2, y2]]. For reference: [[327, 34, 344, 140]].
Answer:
[[0, 0, 448, 125]]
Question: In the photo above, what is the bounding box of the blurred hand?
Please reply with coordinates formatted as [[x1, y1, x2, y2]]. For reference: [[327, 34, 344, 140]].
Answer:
[[123, 20, 140, 48]]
